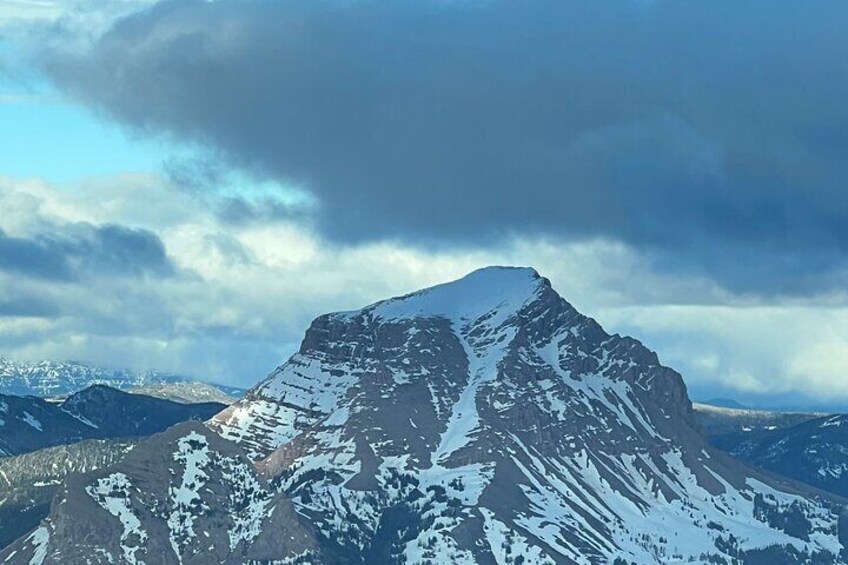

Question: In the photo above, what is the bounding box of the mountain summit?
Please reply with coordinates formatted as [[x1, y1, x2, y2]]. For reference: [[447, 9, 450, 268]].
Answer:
[[5, 267, 847, 564], [357, 266, 548, 322]]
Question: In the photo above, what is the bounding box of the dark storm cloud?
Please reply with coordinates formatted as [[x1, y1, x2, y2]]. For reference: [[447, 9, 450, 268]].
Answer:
[[40, 0, 848, 293], [0, 224, 175, 282]]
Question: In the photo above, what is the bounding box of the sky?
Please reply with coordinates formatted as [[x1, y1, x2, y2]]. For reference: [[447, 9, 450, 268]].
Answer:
[[1, 0, 848, 409]]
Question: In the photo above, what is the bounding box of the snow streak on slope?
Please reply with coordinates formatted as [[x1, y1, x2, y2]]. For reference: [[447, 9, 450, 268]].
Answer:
[[167, 432, 211, 558], [86, 473, 147, 565], [212, 354, 359, 460], [431, 324, 515, 466]]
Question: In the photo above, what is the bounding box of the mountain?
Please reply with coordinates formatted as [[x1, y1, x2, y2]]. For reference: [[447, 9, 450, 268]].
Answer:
[[0, 393, 97, 457], [0, 385, 225, 457], [0, 357, 239, 399], [0, 438, 137, 549], [711, 414, 848, 499], [5, 267, 848, 564], [127, 382, 243, 404]]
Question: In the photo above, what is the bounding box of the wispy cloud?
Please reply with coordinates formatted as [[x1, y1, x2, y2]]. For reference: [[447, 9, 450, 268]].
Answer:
[[0, 91, 61, 104], [0, 0, 153, 29]]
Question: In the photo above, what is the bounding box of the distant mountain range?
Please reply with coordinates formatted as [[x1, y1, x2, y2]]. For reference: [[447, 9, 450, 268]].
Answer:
[[698, 397, 750, 410], [127, 382, 242, 404], [0, 385, 225, 457], [0, 357, 244, 400], [5, 267, 846, 564], [693, 402, 826, 437]]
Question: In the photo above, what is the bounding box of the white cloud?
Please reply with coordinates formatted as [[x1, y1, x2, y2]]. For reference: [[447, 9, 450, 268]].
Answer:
[[0, 0, 64, 26], [0, 0, 154, 30], [602, 304, 848, 404]]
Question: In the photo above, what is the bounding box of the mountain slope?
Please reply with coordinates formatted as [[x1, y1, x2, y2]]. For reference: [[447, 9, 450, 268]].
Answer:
[[128, 382, 242, 404], [0, 394, 95, 457], [60, 385, 226, 437], [210, 267, 847, 563], [0, 438, 137, 549], [0, 386, 225, 457], [712, 414, 848, 499], [0, 422, 326, 564]]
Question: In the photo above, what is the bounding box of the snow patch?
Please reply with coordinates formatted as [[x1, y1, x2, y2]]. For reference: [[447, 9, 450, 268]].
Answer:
[[85, 472, 147, 564], [25, 526, 49, 565], [21, 411, 42, 431], [167, 431, 211, 559], [366, 266, 543, 325]]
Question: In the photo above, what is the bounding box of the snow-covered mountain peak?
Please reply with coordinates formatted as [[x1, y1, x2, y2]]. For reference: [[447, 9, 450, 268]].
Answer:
[[203, 267, 847, 563], [350, 266, 549, 324]]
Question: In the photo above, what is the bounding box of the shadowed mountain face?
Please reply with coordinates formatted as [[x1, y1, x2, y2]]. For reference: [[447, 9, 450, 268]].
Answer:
[[0, 385, 225, 457], [4, 268, 847, 563], [711, 414, 848, 499]]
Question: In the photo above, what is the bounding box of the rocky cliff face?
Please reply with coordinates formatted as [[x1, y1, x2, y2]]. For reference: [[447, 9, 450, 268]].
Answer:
[[5, 267, 847, 564]]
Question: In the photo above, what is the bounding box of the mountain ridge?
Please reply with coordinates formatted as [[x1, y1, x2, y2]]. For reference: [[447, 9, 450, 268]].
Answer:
[[0, 385, 225, 457], [0, 357, 241, 399]]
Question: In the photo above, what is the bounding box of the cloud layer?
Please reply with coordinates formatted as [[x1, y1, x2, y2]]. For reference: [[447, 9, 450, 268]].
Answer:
[[2, 173, 848, 408], [38, 0, 848, 294]]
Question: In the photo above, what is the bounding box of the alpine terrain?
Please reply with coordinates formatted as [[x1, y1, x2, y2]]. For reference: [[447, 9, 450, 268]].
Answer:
[[3, 267, 847, 564], [0, 358, 241, 399]]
